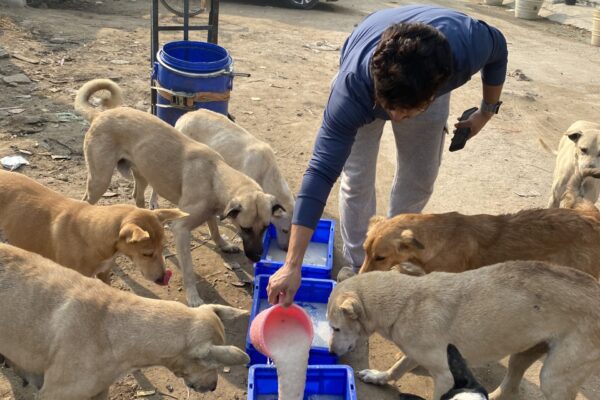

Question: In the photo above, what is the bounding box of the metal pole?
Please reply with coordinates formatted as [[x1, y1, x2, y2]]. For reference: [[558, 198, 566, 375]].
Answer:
[[183, 0, 189, 41], [151, 0, 159, 115], [208, 0, 219, 44]]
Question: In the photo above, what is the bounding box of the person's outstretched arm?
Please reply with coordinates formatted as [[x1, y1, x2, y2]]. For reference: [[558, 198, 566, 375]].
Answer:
[[266, 71, 372, 306]]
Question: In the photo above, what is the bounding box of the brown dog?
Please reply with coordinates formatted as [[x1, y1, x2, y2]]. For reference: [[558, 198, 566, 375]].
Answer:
[[360, 169, 600, 277], [75, 79, 284, 306], [0, 170, 186, 284], [0, 243, 249, 400]]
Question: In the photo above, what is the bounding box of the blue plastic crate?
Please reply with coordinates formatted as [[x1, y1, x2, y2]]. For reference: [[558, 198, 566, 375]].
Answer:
[[246, 275, 338, 366], [255, 219, 335, 279], [248, 365, 357, 400]]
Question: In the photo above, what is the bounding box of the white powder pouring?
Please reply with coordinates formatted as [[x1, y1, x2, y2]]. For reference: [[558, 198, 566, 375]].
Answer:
[[264, 313, 312, 400]]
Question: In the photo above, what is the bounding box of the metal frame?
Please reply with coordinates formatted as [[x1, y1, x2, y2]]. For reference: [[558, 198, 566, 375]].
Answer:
[[150, 0, 221, 115]]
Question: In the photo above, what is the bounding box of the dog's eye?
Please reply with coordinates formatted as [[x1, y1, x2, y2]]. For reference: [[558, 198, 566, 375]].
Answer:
[[240, 227, 252, 234], [332, 327, 340, 332], [374, 255, 386, 261], [580, 147, 588, 154], [142, 252, 153, 258]]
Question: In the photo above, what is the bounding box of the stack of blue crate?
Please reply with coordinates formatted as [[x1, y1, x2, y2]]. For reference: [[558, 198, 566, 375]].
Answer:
[[246, 219, 358, 399]]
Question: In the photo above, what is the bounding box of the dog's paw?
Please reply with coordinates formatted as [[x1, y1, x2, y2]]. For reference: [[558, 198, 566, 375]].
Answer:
[[357, 369, 390, 385], [219, 243, 241, 254], [186, 292, 205, 308]]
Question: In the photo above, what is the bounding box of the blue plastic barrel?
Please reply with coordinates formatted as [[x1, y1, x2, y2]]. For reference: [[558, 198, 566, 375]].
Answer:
[[154, 41, 233, 125]]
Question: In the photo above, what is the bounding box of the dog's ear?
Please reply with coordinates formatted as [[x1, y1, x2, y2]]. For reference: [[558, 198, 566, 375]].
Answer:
[[567, 130, 582, 143], [221, 201, 242, 221], [272, 203, 286, 218], [396, 230, 425, 250], [208, 345, 250, 366], [119, 223, 151, 244], [339, 294, 364, 320], [368, 215, 386, 230], [153, 208, 189, 223], [205, 304, 249, 321], [446, 344, 486, 395]]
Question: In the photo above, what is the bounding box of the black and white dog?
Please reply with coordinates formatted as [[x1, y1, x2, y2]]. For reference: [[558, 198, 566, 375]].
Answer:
[[400, 344, 488, 400]]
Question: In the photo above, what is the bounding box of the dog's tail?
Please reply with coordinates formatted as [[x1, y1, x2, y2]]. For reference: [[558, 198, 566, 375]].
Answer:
[[538, 138, 558, 155], [561, 168, 600, 210], [74, 79, 123, 122]]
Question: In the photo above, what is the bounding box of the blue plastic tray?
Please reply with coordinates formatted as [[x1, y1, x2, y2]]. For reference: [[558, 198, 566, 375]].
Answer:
[[246, 275, 338, 366], [248, 365, 357, 400], [254, 219, 335, 279]]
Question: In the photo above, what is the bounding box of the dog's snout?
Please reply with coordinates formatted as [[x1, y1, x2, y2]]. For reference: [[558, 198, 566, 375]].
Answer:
[[246, 251, 261, 263], [154, 269, 172, 286], [188, 382, 218, 393]]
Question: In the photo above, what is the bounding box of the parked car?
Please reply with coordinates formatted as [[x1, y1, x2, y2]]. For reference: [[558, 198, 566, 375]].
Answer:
[[284, 0, 320, 9], [160, 0, 323, 14]]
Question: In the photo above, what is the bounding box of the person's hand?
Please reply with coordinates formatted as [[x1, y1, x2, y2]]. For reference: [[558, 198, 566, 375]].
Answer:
[[453, 109, 492, 139], [267, 263, 302, 306]]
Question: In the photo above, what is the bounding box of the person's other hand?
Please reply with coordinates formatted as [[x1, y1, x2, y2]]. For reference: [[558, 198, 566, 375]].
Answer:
[[453, 109, 492, 139], [267, 263, 302, 306]]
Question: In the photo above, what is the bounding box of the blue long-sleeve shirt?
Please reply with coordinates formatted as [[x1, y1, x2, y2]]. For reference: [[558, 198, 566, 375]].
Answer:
[[293, 5, 508, 229]]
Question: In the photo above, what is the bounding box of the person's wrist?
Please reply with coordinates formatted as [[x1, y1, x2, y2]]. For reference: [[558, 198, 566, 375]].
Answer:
[[284, 259, 302, 270], [480, 109, 494, 120], [480, 99, 502, 117]]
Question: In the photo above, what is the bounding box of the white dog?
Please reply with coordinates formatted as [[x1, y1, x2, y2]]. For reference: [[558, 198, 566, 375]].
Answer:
[[152, 109, 295, 249], [328, 262, 600, 400], [546, 120, 600, 207]]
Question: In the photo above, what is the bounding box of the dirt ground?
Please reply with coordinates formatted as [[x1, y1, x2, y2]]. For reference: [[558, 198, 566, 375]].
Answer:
[[0, 0, 599, 399]]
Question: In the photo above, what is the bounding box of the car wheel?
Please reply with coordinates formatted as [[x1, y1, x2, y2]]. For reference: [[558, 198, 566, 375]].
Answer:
[[283, 0, 319, 9]]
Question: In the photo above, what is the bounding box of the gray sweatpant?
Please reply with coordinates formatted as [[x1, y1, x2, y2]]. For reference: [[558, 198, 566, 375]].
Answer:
[[339, 92, 451, 268]]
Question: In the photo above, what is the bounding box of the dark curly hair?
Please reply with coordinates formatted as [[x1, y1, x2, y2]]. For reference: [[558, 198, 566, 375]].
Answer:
[[371, 22, 452, 111]]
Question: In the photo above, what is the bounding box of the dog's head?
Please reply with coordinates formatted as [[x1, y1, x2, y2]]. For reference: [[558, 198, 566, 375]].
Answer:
[[566, 121, 600, 172], [116, 208, 188, 284], [221, 192, 284, 262], [327, 285, 367, 356], [270, 202, 293, 250], [359, 215, 425, 274], [440, 344, 488, 400], [170, 304, 250, 393]]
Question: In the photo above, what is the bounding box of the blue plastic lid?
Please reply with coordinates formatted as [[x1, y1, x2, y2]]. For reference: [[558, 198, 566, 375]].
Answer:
[[159, 41, 232, 73]]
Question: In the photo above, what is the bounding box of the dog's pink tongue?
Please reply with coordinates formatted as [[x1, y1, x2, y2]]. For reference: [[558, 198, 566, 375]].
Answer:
[[160, 269, 173, 286]]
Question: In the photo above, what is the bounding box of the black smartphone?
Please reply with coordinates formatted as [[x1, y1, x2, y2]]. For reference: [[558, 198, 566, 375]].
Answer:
[[449, 107, 479, 152]]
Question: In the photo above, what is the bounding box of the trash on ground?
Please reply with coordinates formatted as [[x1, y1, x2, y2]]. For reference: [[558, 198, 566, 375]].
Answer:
[[1, 155, 29, 171]]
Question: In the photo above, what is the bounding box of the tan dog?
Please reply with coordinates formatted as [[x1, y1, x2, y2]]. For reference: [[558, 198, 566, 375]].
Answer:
[[0, 243, 249, 400], [560, 167, 600, 212], [546, 120, 600, 208], [359, 170, 600, 277], [0, 170, 185, 283], [75, 79, 284, 306], [328, 263, 600, 400], [150, 108, 295, 250]]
